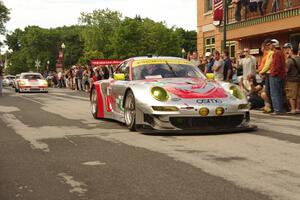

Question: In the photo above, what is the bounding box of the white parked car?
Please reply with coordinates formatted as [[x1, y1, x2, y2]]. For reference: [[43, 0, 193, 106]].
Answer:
[[15, 72, 48, 93], [3, 75, 16, 87]]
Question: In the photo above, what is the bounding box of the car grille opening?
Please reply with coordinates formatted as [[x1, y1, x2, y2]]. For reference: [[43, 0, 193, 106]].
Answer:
[[170, 115, 244, 130], [144, 114, 155, 126]]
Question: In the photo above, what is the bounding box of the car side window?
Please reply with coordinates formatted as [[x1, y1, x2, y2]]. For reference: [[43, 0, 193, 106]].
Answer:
[[115, 61, 130, 81]]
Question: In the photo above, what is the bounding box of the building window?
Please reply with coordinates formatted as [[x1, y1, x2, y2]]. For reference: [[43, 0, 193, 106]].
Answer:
[[290, 33, 300, 51], [204, 0, 213, 12], [226, 41, 236, 58], [205, 37, 215, 53]]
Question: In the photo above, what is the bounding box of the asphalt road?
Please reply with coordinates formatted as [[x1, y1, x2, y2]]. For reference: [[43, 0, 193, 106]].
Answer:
[[0, 87, 300, 200]]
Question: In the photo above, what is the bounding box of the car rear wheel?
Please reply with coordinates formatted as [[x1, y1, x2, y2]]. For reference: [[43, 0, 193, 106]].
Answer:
[[124, 91, 136, 131], [91, 87, 98, 119]]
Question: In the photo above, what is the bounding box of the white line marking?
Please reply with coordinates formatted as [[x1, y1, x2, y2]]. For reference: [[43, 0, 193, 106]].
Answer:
[[82, 161, 106, 166], [58, 173, 87, 196], [0, 105, 20, 113], [64, 136, 78, 146]]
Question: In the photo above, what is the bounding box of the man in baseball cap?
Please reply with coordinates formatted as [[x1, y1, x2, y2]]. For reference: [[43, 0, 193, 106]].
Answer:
[[283, 43, 300, 114], [269, 38, 286, 115], [205, 52, 212, 57], [263, 38, 273, 46], [204, 51, 214, 74], [271, 39, 280, 48], [283, 43, 293, 50], [260, 39, 275, 113]]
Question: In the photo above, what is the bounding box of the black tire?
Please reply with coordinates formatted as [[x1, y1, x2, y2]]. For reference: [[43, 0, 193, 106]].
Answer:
[[91, 87, 99, 119], [124, 91, 136, 131]]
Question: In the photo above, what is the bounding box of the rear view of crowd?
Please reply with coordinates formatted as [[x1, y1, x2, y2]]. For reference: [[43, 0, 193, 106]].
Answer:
[[44, 64, 111, 93], [189, 39, 300, 115]]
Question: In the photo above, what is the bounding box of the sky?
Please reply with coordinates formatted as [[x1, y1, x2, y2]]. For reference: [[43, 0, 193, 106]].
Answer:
[[3, 0, 197, 32]]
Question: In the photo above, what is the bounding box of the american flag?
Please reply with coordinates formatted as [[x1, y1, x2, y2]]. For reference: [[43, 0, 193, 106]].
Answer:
[[213, 0, 223, 21]]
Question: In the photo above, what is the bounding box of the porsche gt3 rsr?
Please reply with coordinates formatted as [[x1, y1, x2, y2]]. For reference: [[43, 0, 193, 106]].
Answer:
[[90, 56, 256, 133], [15, 72, 48, 93]]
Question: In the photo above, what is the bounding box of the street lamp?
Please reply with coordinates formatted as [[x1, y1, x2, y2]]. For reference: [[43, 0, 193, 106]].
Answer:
[[46, 60, 50, 71], [61, 43, 66, 49], [181, 48, 186, 58], [57, 43, 66, 72], [61, 43, 66, 69]]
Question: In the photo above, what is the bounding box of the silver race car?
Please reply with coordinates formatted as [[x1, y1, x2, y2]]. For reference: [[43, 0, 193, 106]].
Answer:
[[90, 56, 256, 133], [15, 72, 48, 93]]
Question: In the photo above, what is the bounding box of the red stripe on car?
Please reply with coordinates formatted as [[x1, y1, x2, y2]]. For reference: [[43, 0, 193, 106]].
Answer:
[[96, 84, 105, 118]]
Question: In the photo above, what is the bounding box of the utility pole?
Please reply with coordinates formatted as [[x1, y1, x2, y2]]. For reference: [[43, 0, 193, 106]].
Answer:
[[223, 0, 228, 50]]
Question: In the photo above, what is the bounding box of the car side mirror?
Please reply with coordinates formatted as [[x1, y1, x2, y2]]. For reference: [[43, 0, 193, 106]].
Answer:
[[206, 73, 214, 80], [114, 73, 125, 81]]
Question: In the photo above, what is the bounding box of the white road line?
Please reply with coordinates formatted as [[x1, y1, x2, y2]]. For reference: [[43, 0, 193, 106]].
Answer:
[[82, 161, 106, 166], [0, 105, 20, 113], [64, 136, 78, 146], [57, 173, 87, 196]]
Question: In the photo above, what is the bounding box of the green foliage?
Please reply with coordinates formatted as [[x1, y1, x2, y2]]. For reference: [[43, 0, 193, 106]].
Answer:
[[5, 8, 196, 74], [79, 9, 122, 59], [0, 0, 10, 35], [78, 50, 104, 65], [5, 26, 84, 74]]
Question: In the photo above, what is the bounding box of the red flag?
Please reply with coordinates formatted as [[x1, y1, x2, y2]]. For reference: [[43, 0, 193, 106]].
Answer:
[[213, 0, 223, 21]]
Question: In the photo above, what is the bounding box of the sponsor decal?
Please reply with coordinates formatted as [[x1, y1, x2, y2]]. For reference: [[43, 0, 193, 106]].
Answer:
[[132, 59, 192, 67], [117, 96, 124, 111], [166, 86, 227, 99], [196, 99, 223, 104]]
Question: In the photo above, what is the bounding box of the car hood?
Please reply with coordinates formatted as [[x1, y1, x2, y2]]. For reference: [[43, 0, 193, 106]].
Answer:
[[134, 77, 228, 99]]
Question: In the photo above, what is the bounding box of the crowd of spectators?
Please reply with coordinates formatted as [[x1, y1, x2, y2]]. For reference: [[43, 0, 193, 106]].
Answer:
[[43, 65, 112, 93], [188, 39, 300, 115]]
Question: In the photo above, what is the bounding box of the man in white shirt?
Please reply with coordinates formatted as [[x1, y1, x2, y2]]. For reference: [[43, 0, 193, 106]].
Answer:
[[239, 48, 257, 91], [190, 51, 200, 68], [212, 50, 225, 81]]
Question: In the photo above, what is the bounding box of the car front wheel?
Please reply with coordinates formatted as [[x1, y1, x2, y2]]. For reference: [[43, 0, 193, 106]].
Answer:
[[124, 91, 136, 131], [91, 88, 99, 119]]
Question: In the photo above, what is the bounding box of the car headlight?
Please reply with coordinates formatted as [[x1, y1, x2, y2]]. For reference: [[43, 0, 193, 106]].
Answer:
[[199, 107, 209, 117], [43, 80, 48, 86], [215, 107, 225, 116], [229, 85, 245, 99], [19, 80, 26, 86], [151, 87, 169, 102]]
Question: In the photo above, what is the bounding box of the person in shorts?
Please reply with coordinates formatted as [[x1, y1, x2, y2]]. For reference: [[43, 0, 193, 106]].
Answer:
[[283, 43, 300, 114]]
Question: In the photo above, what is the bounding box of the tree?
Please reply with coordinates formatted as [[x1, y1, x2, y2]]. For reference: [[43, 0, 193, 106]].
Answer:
[[79, 9, 122, 59], [5, 25, 84, 73], [0, 0, 10, 36], [174, 28, 197, 54]]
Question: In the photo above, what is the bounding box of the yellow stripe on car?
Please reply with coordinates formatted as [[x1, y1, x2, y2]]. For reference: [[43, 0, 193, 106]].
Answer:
[[132, 59, 192, 67]]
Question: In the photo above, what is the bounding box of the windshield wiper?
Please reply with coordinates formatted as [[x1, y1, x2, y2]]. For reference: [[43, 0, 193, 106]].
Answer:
[[165, 61, 178, 77]]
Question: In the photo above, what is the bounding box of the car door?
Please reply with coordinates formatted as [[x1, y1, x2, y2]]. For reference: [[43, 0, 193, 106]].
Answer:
[[110, 61, 131, 119]]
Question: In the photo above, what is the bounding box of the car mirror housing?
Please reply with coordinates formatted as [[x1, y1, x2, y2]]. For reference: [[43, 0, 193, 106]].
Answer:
[[206, 73, 214, 80], [114, 73, 125, 81]]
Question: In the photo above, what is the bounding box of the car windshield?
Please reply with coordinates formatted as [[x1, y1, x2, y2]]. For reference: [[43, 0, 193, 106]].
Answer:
[[21, 74, 43, 80], [132, 62, 205, 80]]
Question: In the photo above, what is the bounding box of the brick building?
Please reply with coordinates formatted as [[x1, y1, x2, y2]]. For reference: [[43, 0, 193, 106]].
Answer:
[[197, 0, 300, 59]]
